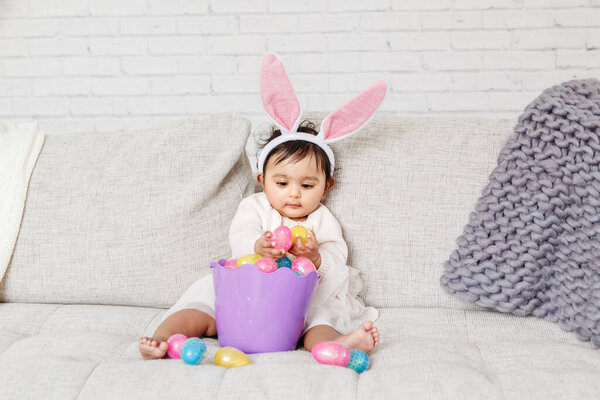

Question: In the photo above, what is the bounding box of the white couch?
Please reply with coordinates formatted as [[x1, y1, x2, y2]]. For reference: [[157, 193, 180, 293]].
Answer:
[[1, 113, 599, 399]]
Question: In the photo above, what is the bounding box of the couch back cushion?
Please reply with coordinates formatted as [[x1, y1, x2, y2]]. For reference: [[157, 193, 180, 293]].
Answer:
[[302, 113, 516, 309], [1, 115, 254, 308]]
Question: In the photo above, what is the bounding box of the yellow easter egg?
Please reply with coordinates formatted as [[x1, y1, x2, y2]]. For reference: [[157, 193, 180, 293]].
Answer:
[[291, 225, 308, 244], [214, 347, 251, 368], [237, 253, 261, 267]]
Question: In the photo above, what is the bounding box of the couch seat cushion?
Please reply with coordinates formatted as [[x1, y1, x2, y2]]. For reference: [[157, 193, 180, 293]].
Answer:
[[1, 304, 599, 399]]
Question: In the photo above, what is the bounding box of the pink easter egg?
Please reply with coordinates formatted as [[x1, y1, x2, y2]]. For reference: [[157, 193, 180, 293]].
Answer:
[[291, 257, 316, 276], [167, 334, 188, 359], [255, 257, 278, 273], [311, 341, 351, 367], [272, 226, 293, 251], [223, 258, 238, 269]]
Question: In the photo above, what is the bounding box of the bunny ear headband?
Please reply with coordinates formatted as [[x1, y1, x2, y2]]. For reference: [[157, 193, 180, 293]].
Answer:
[[258, 52, 387, 175]]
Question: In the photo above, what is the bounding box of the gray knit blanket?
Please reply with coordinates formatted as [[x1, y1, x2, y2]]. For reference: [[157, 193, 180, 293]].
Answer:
[[441, 79, 600, 345]]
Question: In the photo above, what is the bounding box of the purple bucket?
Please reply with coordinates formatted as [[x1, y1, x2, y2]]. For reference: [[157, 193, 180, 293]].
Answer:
[[211, 260, 318, 354]]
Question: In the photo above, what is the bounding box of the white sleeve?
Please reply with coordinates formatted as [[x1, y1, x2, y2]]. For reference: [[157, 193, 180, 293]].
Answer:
[[228, 196, 265, 258], [314, 207, 348, 277]]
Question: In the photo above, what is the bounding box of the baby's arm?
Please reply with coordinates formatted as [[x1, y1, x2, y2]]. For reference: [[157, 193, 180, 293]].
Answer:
[[229, 195, 286, 260], [317, 234, 348, 276], [293, 207, 348, 276], [229, 197, 265, 258]]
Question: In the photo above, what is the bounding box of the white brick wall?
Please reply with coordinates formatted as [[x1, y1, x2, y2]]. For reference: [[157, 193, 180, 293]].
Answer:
[[0, 0, 599, 134]]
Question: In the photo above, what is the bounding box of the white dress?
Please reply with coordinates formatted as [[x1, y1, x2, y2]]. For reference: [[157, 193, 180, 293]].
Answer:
[[162, 193, 378, 334]]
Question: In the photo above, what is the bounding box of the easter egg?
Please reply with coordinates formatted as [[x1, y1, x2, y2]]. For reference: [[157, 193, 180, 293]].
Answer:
[[214, 347, 251, 368], [346, 349, 369, 373], [180, 337, 207, 365], [272, 226, 293, 251], [277, 256, 292, 269], [166, 334, 188, 359], [291, 225, 308, 244], [291, 257, 316, 276], [293, 271, 302, 276], [237, 253, 261, 267], [223, 258, 238, 269], [311, 341, 351, 367], [255, 257, 277, 273]]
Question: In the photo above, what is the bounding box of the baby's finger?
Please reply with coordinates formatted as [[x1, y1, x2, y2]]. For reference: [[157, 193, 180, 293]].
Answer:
[[302, 238, 313, 250], [259, 232, 272, 247], [268, 247, 285, 257], [306, 231, 318, 247], [295, 237, 306, 251]]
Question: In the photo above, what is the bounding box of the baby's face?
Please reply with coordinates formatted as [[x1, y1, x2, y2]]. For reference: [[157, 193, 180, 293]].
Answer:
[[258, 154, 333, 221]]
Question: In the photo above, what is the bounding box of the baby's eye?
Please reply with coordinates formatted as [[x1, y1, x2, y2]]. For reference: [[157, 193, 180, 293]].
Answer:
[[276, 182, 287, 187], [302, 184, 314, 189]]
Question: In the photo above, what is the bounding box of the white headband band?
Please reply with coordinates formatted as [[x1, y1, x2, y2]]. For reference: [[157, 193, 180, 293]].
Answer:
[[259, 52, 387, 177], [257, 132, 335, 175]]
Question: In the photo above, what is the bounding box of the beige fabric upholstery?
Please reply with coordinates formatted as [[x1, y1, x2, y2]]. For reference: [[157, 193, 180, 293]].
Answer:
[[1, 115, 254, 308], [2, 115, 598, 399], [1, 303, 598, 399], [311, 113, 516, 309]]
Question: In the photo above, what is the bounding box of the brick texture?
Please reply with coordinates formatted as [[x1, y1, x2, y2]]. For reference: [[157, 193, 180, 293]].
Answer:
[[0, 0, 599, 133]]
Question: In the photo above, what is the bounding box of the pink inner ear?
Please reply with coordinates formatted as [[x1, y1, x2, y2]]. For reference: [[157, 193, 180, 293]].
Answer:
[[260, 53, 301, 132], [322, 81, 387, 141]]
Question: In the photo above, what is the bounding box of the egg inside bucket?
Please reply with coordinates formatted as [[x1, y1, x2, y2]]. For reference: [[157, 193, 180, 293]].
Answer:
[[211, 261, 318, 354]]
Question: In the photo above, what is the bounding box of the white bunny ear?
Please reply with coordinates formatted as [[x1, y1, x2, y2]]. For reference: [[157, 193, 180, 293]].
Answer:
[[260, 53, 302, 133], [319, 81, 387, 143]]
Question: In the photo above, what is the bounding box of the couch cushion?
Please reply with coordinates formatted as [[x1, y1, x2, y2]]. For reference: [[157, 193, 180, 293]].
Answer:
[[0, 115, 254, 308], [289, 113, 516, 310], [1, 303, 598, 399]]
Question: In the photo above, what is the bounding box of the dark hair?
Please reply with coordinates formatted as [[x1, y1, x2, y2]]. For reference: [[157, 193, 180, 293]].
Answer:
[[257, 120, 333, 182]]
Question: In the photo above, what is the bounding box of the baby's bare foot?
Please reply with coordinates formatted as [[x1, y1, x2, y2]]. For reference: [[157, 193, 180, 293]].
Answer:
[[335, 321, 379, 354], [139, 337, 168, 360]]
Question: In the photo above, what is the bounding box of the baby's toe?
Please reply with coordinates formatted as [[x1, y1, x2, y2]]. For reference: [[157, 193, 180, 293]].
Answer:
[[370, 328, 380, 345], [139, 338, 168, 360]]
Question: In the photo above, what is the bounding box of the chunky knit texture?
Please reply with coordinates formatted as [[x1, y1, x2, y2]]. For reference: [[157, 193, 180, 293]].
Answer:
[[441, 79, 600, 345]]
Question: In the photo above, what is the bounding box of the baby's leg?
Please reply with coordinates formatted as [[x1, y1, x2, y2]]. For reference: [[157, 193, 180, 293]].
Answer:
[[139, 309, 217, 360], [303, 322, 380, 354]]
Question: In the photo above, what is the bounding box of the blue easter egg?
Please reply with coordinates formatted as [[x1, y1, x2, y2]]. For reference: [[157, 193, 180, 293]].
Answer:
[[346, 349, 369, 373], [277, 256, 292, 269], [180, 337, 206, 365], [293, 271, 302, 276]]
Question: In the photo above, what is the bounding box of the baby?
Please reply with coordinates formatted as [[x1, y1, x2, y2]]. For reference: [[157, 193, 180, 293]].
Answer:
[[139, 53, 386, 360]]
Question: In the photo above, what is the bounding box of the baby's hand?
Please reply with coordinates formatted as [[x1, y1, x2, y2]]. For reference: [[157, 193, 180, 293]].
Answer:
[[289, 229, 321, 268], [254, 231, 286, 260]]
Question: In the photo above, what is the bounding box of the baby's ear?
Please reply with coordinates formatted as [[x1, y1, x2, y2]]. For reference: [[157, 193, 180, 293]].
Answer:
[[256, 173, 264, 186], [322, 178, 335, 199]]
